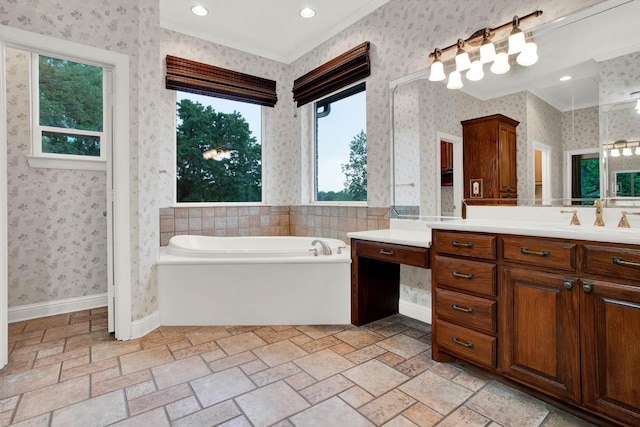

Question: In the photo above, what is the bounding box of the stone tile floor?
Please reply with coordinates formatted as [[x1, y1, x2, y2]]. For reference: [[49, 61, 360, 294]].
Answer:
[[0, 308, 598, 426]]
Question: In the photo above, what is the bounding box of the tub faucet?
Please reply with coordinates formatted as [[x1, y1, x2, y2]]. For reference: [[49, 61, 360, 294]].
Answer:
[[311, 239, 332, 255]]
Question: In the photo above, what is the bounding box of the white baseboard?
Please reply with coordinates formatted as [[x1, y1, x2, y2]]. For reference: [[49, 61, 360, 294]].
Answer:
[[131, 311, 161, 339], [399, 299, 432, 324], [9, 293, 108, 323]]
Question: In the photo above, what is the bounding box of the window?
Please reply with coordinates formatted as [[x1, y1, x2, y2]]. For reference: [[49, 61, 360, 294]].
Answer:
[[314, 83, 366, 202], [615, 171, 640, 197], [175, 91, 263, 203], [570, 152, 600, 204], [30, 54, 107, 170]]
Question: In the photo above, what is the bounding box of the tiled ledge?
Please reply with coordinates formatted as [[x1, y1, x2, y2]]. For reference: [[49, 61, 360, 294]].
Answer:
[[159, 205, 390, 246]]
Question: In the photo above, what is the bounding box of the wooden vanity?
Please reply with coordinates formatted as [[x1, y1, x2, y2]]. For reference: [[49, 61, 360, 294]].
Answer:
[[348, 230, 430, 326], [430, 227, 640, 426]]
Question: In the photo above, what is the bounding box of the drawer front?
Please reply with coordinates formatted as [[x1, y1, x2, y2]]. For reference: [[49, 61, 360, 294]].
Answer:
[[434, 255, 497, 297], [436, 288, 496, 334], [584, 244, 640, 281], [355, 240, 429, 268], [434, 231, 496, 260], [502, 236, 576, 271], [436, 320, 497, 369]]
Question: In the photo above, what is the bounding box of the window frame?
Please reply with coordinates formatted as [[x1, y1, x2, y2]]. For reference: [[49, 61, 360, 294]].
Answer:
[[28, 52, 108, 171], [311, 82, 367, 205], [173, 91, 267, 206]]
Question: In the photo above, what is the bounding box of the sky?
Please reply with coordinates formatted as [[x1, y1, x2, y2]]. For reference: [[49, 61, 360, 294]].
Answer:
[[177, 89, 366, 193]]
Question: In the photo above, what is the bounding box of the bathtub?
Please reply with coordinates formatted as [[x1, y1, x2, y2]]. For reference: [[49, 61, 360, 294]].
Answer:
[[157, 235, 351, 326]]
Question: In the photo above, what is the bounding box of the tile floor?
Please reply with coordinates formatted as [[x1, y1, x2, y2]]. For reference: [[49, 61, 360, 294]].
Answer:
[[1, 308, 598, 427]]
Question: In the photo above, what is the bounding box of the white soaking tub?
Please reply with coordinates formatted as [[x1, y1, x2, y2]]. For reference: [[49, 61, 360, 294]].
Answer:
[[157, 235, 351, 325]]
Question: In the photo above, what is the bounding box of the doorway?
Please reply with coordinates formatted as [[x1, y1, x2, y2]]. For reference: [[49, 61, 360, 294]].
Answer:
[[436, 132, 463, 217], [564, 148, 600, 204], [533, 142, 552, 205], [1, 26, 132, 368]]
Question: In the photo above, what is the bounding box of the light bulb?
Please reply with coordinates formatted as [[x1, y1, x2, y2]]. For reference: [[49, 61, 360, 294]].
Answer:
[[428, 59, 446, 81], [490, 52, 510, 75], [299, 8, 315, 18], [447, 71, 463, 90], [517, 41, 538, 66], [466, 60, 484, 81], [508, 27, 526, 55], [610, 148, 621, 157], [480, 39, 496, 64], [623, 146, 633, 156], [191, 5, 209, 16], [455, 49, 471, 72]]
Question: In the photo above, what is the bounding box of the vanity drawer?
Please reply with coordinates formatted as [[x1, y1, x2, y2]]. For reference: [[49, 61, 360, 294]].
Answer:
[[436, 288, 496, 334], [583, 244, 640, 282], [501, 236, 576, 271], [434, 255, 497, 297], [436, 319, 497, 369], [434, 231, 496, 260], [354, 240, 429, 268]]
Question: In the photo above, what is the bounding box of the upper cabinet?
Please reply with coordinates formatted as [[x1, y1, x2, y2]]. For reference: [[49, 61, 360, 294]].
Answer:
[[462, 114, 519, 204]]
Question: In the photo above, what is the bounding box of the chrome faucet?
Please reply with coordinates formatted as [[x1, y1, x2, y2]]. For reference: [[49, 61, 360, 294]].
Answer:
[[311, 239, 332, 255], [594, 200, 605, 227]]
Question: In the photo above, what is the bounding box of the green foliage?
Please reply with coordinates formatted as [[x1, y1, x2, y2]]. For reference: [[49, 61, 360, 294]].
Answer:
[[580, 157, 600, 202], [341, 130, 367, 201], [176, 98, 261, 202], [38, 55, 103, 156], [317, 190, 352, 201]]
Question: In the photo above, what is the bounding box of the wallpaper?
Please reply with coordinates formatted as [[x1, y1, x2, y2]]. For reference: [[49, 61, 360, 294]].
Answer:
[[5, 48, 107, 307], [562, 106, 600, 152], [1, 0, 608, 323]]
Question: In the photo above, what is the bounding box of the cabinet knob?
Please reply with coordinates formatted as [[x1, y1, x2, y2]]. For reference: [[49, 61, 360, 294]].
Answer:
[[563, 279, 574, 290], [583, 283, 594, 293]]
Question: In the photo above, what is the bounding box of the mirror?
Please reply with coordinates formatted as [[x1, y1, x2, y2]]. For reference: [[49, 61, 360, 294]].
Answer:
[[390, 0, 640, 218]]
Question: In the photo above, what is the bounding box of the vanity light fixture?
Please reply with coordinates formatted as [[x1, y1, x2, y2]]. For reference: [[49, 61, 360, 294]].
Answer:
[[428, 49, 446, 81], [508, 16, 526, 55], [610, 147, 621, 157], [427, 9, 543, 90], [605, 140, 640, 158], [191, 5, 209, 16], [454, 39, 471, 72]]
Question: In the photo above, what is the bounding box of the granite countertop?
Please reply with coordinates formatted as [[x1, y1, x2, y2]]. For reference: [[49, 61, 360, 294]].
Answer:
[[425, 218, 640, 245]]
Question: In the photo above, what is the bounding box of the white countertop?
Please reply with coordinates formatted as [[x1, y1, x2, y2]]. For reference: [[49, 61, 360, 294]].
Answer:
[[425, 218, 640, 245], [347, 229, 431, 248]]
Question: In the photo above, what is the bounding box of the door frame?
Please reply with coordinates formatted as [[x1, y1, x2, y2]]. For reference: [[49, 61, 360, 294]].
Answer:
[[563, 147, 600, 202], [436, 132, 463, 218], [533, 141, 552, 205], [0, 26, 132, 368]]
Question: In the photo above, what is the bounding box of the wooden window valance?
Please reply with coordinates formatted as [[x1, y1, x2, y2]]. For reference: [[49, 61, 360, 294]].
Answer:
[[165, 55, 277, 107], [292, 41, 370, 107]]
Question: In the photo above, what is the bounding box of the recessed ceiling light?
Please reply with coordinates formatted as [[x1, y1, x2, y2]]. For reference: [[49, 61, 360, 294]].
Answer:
[[300, 7, 316, 18], [559, 75, 572, 81], [191, 5, 209, 17]]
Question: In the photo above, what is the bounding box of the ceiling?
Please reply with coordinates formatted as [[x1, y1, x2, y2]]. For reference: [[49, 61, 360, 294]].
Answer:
[[159, 0, 391, 64]]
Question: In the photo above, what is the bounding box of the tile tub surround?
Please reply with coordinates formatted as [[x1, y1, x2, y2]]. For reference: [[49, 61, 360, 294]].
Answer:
[[1, 309, 597, 426], [160, 206, 390, 245]]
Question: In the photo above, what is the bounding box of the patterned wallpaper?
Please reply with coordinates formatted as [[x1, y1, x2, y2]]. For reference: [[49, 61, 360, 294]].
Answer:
[[562, 106, 600, 152], [5, 48, 107, 307], [1, 0, 608, 322]]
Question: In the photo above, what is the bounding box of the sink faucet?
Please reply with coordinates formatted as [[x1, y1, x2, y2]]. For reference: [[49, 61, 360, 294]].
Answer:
[[594, 200, 605, 227], [311, 239, 332, 255]]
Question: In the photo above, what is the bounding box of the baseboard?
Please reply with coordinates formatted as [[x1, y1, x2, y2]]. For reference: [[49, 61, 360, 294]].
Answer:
[[130, 311, 161, 339], [9, 293, 108, 323], [399, 299, 432, 324]]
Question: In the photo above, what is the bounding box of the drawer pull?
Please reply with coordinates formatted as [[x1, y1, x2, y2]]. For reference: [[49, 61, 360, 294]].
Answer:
[[612, 257, 640, 268], [452, 241, 473, 249], [520, 247, 550, 257], [452, 304, 474, 314], [452, 336, 474, 348], [452, 270, 474, 280], [379, 249, 395, 256]]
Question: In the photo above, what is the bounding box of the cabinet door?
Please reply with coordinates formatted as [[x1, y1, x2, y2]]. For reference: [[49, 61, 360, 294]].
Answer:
[[581, 279, 640, 426], [498, 125, 517, 196], [501, 267, 580, 402]]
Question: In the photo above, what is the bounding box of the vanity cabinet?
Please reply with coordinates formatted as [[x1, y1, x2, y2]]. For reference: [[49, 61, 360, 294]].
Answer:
[[431, 229, 640, 426], [462, 114, 519, 204]]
